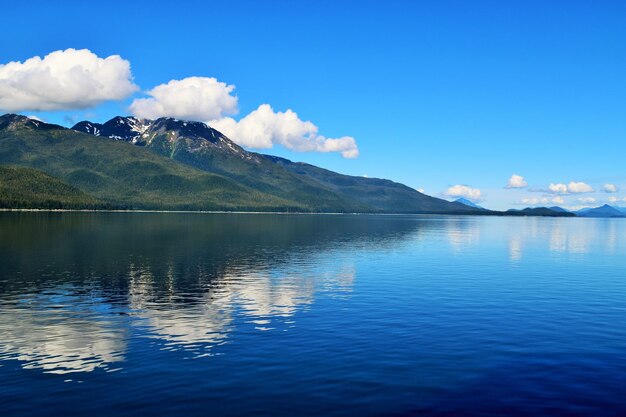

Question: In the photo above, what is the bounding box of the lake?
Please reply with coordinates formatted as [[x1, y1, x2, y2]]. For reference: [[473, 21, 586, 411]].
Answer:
[[1, 212, 625, 416]]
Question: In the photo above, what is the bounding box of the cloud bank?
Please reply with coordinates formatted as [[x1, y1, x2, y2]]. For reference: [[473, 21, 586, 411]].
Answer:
[[129, 77, 358, 158], [3, 49, 358, 158], [209, 104, 359, 158], [0, 48, 138, 111], [547, 181, 594, 194]]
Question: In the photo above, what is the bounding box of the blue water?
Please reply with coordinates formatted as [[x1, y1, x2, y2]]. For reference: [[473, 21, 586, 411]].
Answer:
[[1, 212, 625, 416]]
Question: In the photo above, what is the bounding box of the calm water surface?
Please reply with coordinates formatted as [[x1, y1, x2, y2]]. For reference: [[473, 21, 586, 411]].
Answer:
[[1, 213, 625, 416]]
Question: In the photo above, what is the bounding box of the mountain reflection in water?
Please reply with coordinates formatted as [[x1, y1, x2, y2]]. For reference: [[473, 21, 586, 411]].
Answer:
[[0, 213, 407, 374], [2, 213, 626, 417]]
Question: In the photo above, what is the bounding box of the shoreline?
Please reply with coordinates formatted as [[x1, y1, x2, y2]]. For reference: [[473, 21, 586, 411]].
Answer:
[[0, 208, 586, 218], [0, 208, 478, 215]]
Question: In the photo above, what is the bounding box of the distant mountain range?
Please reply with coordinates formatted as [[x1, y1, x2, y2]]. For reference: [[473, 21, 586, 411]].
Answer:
[[575, 204, 625, 218], [506, 207, 576, 217], [549, 205, 626, 218]]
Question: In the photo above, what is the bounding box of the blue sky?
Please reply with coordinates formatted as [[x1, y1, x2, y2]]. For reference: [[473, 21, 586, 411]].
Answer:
[[2, 0, 626, 210]]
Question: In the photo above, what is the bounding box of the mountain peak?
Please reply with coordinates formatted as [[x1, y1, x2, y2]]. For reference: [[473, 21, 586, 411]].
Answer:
[[576, 204, 625, 218], [150, 117, 219, 141], [73, 116, 151, 143], [0, 113, 61, 131], [454, 197, 484, 209], [72, 115, 249, 157]]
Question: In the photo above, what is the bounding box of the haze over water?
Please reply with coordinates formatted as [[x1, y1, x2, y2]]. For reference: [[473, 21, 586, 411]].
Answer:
[[1, 212, 625, 416]]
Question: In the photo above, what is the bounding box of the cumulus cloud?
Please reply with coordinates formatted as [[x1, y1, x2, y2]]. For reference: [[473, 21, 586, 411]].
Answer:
[[546, 181, 594, 194], [608, 196, 626, 203], [129, 76, 238, 121], [209, 104, 359, 158], [444, 185, 482, 202], [547, 183, 569, 194], [568, 181, 594, 193], [0, 48, 138, 111], [577, 197, 596, 204], [602, 183, 618, 193], [521, 196, 564, 206], [129, 77, 358, 158], [506, 174, 527, 189]]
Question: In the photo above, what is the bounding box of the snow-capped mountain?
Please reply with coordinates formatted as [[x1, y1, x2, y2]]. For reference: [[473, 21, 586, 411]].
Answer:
[[72, 117, 149, 141], [73, 116, 253, 160]]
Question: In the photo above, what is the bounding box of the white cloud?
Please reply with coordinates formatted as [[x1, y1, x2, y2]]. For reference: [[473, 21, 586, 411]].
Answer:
[[548, 183, 569, 194], [26, 115, 44, 122], [129, 76, 238, 121], [521, 196, 564, 206], [577, 197, 596, 204], [608, 196, 626, 204], [506, 174, 527, 189], [0, 48, 138, 111], [444, 185, 482, 202], [567, 181, 594, 193], [209, 104, 359, 158], [417, 188, 425, 194], [546, 181, 594, 194], [602, 183, 618, 193], [128, 77, 358, 158]]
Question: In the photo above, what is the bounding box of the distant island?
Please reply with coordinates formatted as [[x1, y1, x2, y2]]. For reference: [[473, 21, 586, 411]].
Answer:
[[0, 113, 611, 217]]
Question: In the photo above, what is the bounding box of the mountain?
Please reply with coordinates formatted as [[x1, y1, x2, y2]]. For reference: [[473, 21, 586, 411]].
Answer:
[[548, 206, 570, 213], [266, 155, 472, 213], [0, 114, 299, 211], [454, 197, 485, 210], [0, 165, 106, 209], [1, 114, 477, 213], [7, 113, 583, 215], [616, 207, 626, 214], [71, 115, 478, 214], [506, 207, 575, 217], [575, 204, 625, 218]]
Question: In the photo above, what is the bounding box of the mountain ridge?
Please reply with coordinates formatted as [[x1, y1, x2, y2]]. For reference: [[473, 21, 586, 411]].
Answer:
[[70, 114, 478, 214], [506, 207, 575, 217], [575, 204, 625, 218], [0, 114, 301, 211]]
